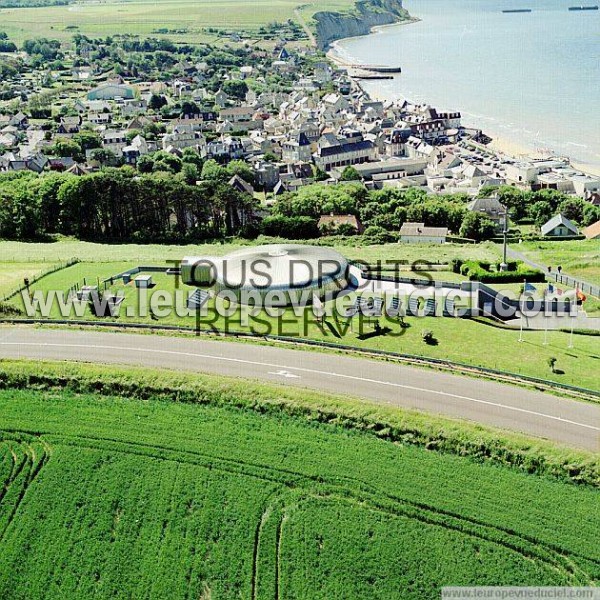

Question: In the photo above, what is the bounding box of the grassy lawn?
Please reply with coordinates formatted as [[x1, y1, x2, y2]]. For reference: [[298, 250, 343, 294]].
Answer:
[[0, 239, 501, 264], [517, 240, 600, 287], [0, 261, 61, 299], [0, 0, 358, 44], [9, 259, 599, 391], [0, 362, 597, 598]]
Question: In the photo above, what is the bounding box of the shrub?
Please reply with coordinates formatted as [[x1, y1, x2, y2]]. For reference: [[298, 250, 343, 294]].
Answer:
[[261, 215, 319, 239]]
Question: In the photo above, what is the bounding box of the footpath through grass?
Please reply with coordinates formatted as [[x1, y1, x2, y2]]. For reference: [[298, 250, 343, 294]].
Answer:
[[0, 361, 597, 598], [518, 239, 600, 287]]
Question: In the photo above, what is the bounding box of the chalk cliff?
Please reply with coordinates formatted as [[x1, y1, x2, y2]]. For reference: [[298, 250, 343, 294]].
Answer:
[[313, 0, 408, 50]]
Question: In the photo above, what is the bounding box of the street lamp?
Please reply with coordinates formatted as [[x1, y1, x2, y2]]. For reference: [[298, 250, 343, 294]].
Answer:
[[499, 210, 509, 272]]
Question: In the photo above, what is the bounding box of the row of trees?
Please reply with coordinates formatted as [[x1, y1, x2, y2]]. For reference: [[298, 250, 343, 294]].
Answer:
[[0, 168, 257, 241], [272, 184, 599, 240], [1, 164, 598, 243], [481, 186, 599, 227]]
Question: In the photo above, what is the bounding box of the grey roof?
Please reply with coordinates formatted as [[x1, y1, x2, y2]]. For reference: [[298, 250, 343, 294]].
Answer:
[[541, 214, 578, 236], [466, 196, 505, 215], [400, 222, 448, 237], [318, 140, 374, 158]]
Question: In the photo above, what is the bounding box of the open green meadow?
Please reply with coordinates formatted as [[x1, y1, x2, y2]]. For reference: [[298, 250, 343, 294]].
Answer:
[[0, 0, 356, 45], [518, 240, 600, 287], [0, 363, 598, 598], [0, 239, 501, 265], [0, 261, 61, 298]]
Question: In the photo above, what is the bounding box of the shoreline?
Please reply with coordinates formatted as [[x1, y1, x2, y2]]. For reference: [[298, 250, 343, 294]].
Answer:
[[326, 18, 600, 178]]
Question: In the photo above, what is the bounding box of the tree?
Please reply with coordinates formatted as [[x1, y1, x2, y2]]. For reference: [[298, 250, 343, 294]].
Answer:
[[90, 148, 118, 167], [48, 139, 82, 161], [261, 215, 318, 239], [547, 357, 557, 374], [339, 166, 361, 182], [151, 151, 182, 174], [529, 201, 554, 228], [181, 162, 199, 185], [558, 197, 586, 224], [136, 154, 154, 174], [227, 160, 255, 186], [201, 159, 228, 182], [459, 212, 497, 241], [73, 131, 102, 152], [148, 94, 167, 111], [222, 79, 248, 100]]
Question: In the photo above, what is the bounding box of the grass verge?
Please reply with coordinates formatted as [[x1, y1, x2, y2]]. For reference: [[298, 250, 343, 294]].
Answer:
[[0, 359, 597, 486]]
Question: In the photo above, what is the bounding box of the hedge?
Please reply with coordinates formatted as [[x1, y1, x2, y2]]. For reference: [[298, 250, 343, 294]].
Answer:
[[459, 260, 546, 283]]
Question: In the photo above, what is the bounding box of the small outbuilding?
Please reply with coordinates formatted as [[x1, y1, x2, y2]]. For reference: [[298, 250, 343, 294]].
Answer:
[[540, 214, 579, 237], [399, 222, 448, 244], [134, 275, 153, 288], [582, 220, 600, 240]]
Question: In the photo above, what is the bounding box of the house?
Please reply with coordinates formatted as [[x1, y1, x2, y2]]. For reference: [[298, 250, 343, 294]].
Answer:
[[102, 130, 128, 156], [122, 135, 149, 164], [57, 116, 82, 134], [540, 214, 579, 237], [317, 214, 364, 234], [219, 106, 254, 123], [253, 161, 280, 191], [204, 137, 244, 161], [466, 196, 506, 227], [582, 220, 600, 240], [282, 132, 312, 163], [9, 112, 28, 130], [87, 83, 135, 101], [66, 163, 91, 176], [314, 132, 376, 172], [228, 174, 254, 195], [87, 111, 112, 125], [399, 222, 448, 244], [214, 89, 229, 108], [47, 157, 76, 171], [162, 130, 206, 151]]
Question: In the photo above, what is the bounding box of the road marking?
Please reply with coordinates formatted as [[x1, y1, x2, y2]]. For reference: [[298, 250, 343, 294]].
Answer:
[[268, 370, 301, 379], [1, 341, 599, 433]]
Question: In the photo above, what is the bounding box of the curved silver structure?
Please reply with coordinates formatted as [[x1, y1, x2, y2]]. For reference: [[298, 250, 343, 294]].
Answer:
[[182, 244, 349, 305]]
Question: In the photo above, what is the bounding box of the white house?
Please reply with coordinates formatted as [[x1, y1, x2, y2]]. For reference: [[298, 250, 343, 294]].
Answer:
[[540, 214, 579, 237], [399, 222, 448, 244]]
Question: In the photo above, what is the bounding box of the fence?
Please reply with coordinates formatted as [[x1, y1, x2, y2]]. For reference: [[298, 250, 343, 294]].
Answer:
[[550, 273, 600, 299], [1, 259, 79, 303]]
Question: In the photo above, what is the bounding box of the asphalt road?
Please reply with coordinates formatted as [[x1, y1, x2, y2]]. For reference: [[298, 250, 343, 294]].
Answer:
[[0, 326, 598, 451]]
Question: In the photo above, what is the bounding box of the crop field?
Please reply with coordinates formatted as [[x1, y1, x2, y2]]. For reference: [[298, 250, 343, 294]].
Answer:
[[0, 380, 598, 598], [0, 0, 357, 45], [518, 240, 600, 287]]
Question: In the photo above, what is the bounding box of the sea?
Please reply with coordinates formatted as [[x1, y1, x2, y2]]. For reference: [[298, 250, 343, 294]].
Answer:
[[332, 0, 600, 172]]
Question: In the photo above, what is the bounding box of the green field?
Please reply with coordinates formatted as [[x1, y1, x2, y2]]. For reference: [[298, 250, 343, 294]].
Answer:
[[0, 239, 501, 264], [0, 0, 356, 44], [0, 363, 598, 598], [0, 261, 61, 299], [517, 240, 600, 287]]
